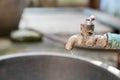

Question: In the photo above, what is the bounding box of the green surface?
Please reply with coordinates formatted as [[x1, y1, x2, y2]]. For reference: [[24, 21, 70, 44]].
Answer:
[[107, 32, 120, 49]]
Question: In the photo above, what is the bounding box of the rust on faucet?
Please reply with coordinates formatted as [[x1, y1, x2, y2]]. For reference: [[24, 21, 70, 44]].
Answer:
[[65, 15, 108, 50]]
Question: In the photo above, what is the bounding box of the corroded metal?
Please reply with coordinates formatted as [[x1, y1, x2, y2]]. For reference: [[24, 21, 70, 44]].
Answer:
[[66, 15, 107, 50], [65, 16, 120, 50]]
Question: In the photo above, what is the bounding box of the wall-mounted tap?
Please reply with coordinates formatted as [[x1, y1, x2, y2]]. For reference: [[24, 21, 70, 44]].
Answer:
[[65, 15, 120, 50]]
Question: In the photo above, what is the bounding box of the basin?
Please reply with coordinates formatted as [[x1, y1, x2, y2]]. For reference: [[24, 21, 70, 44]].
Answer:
[[0, 52, 119, 80]]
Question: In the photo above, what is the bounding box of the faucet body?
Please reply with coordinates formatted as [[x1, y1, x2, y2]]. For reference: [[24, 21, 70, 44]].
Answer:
[[65, 34, 107, 50], [65, 15, 120, 50], [65, 15, 107, 50]]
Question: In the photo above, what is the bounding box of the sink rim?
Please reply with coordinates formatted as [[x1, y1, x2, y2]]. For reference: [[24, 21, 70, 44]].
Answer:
[[0, 52, 120, 78]]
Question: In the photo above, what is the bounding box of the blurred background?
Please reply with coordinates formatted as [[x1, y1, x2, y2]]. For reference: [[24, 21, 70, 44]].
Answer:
[[0, 0, 120, 69], [25, 0, 120, 17]]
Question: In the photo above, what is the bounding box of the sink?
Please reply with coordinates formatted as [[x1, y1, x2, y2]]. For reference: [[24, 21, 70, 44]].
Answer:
[[0, 52, 119, 80]]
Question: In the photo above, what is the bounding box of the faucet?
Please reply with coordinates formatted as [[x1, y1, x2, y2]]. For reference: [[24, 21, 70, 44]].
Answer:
[[65, 15, 108, 50]]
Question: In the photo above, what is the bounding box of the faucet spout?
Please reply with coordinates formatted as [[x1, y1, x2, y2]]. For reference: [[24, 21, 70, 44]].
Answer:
[[65, 35, 80, 50]]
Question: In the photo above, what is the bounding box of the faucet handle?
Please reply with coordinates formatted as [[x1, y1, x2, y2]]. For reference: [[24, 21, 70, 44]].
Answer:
[[89, 15, 95, 21], [80, 15, 95, 36]]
